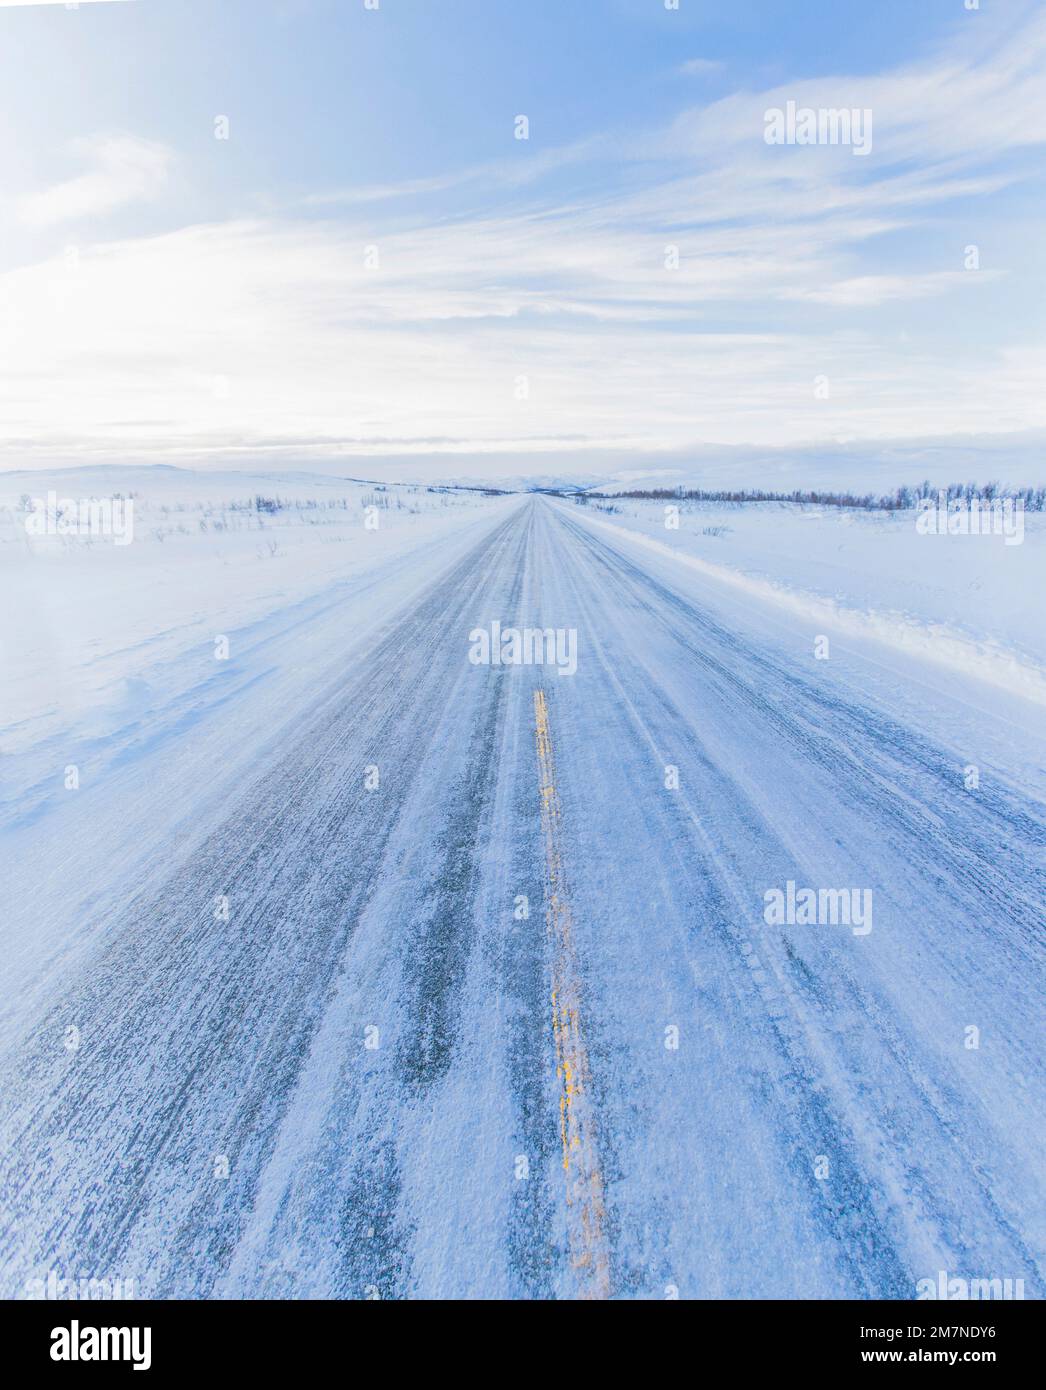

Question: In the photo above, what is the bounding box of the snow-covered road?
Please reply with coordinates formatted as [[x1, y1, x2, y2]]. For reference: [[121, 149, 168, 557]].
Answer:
[[1, 496, 1043, 1299]]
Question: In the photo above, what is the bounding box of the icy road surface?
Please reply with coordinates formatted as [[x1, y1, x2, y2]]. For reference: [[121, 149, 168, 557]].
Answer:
[[1, 497, 1043, 1299]]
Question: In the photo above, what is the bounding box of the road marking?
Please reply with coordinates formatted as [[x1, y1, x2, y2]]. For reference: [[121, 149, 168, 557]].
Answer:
[[533, 688, 611, 1299]]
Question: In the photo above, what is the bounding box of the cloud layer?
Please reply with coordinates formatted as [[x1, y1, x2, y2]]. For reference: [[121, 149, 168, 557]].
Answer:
[[2, 4, 1045, 470]]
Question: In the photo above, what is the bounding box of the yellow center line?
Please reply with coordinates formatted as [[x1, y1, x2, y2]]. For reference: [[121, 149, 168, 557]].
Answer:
[[533, 688, 611, 1300]]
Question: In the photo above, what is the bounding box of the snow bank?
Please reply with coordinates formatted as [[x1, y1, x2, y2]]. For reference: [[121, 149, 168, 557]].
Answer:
[[0, 466, 509, 756], [569, 499, 1046, 706]]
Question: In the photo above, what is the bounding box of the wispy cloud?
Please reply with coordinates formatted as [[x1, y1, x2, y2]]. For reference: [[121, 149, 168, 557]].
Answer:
[[2, 5, 1045, 467], [678, 58, 723, 76], [16, 134, 172, 228], [0, 1, 133, 7], [664, 7, 1046, 168], [304, 136, 605, 209]]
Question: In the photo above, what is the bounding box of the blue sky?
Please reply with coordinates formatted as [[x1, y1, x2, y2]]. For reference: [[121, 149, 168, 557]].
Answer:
[[1, 0, 1044, 480]]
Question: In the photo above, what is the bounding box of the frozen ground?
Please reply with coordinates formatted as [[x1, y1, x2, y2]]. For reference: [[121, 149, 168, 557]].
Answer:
[[0, 474, 1043, 1299], [572, 496, 1046, 701], [0, 467, 510, 814]]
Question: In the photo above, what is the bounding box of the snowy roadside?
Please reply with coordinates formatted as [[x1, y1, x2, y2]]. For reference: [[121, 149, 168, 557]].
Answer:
[[0, 466, 514, 821], [564, 497, 1046, 707]]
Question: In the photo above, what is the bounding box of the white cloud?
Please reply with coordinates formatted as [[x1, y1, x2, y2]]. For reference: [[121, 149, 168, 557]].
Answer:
[[779, 271, 1001, 308], [663, 7, 1046, 168], [1, 210, 1041, 468], [305, 136, 605, 210], [678, 58, 723, 76], [16, 135, 172, 228], [2, 6, 1045, 466]]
